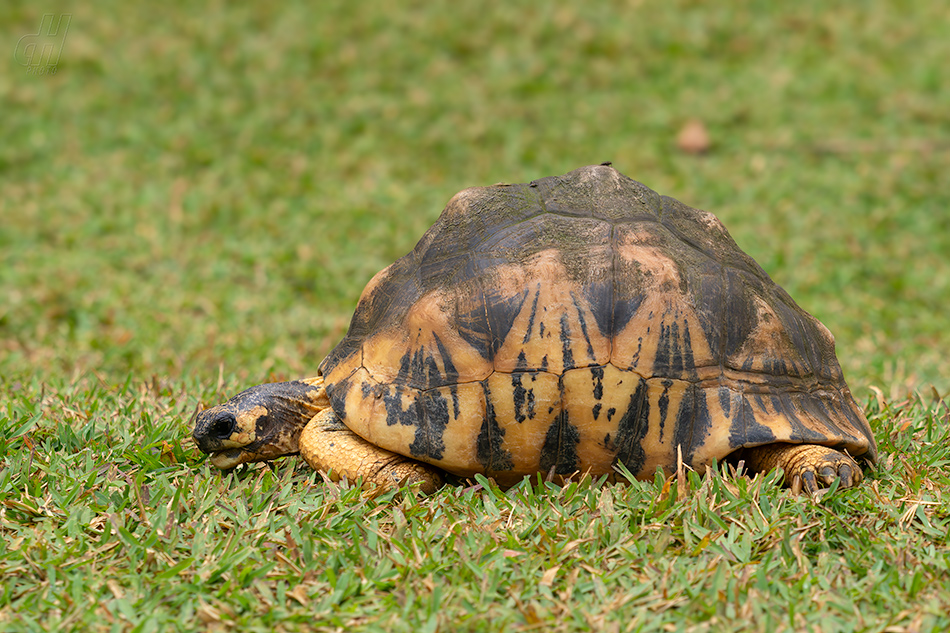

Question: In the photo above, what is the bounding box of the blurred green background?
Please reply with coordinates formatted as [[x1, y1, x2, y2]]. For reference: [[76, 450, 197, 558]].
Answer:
[[2, 0, 948, 397], [3, 4, 949, 632]]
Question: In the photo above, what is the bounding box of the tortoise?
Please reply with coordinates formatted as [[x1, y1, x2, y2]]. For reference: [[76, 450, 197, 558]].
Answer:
[[192, 164, 877, 496]]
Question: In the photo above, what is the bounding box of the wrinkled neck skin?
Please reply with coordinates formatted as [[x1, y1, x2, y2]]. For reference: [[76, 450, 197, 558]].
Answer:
[[192, 377, 329, 470]]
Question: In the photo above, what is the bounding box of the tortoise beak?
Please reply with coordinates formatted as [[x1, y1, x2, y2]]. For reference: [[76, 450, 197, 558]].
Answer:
[[207, 447, 248, 470]]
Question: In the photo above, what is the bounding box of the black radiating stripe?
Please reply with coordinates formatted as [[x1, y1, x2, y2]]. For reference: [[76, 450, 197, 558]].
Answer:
[[691, 260, 726, 367], [672, 384, 712, 467], [383, 385, 415, 427], [477, 384, 514, 471], [488, 288, 530, 359], [432, 332, 460, 385], [670, 322, 684, 374], [456, 292, 491, 361], [654, 321, 685, 376], [559, 313, 575, 369], [681, 321, 697, 377], [775, 392, 829, 444], [539, 409, 580, 475], [410, 347, 430, 388], [522, 284, 541, 344], [512, 373, 528, 424], [612, 294, 645, 339], [718, 385, 731, 418], [360, 381, 374, 399], [657, 379, 672, 441], [772, 295, 824, 380], [515, 350, 528, 371], [458, 287, 528, 361], [327, 375, 353, 420], [583, 281, 613, 339], [614, 378, 650, 476], [591, 366, 604, 400], [409, 390, 449, 460], [627, 337, 643, 370], [449, 384, 460, 419], [395, 350, 413, 383], [571, 292, 597, 361], [726, 393, 776, 449], [722, 269, 759, 365]]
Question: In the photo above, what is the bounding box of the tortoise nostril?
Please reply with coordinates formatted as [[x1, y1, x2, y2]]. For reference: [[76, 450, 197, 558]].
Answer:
[[210, 413, 237, 440]]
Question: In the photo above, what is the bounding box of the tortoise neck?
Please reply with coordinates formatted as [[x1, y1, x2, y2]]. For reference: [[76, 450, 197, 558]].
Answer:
[[276, 377, 330, 421]]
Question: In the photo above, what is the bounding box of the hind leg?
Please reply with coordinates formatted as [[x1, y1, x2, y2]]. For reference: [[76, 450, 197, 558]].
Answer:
[[298, 409, 444, 494], [743, 443, 862, 495]]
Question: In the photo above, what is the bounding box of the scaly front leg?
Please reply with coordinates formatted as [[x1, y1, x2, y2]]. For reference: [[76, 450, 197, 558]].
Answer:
[[299, 408, 444, 494]]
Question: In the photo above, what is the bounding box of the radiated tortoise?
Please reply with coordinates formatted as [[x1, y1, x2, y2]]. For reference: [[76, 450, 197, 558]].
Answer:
[[192, 164, 877, 496]]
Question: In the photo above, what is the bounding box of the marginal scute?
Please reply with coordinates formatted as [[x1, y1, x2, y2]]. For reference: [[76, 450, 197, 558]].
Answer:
[[562, 364, 639, 476], [320, 164, 878, 482]]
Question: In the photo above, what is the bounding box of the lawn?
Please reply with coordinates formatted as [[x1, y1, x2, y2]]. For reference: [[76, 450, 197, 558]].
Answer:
[[1, 1, 949, 631]]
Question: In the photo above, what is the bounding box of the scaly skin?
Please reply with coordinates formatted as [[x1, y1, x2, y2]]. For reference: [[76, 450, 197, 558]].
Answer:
[[299, 408, 444, 494], [742, 443, 862, 496]]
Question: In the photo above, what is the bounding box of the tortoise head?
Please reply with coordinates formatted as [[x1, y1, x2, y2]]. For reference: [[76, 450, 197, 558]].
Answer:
[[192, 379, 329, 470]]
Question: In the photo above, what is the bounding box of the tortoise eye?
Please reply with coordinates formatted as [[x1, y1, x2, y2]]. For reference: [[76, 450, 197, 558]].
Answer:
[[210, 413, 237, 440]]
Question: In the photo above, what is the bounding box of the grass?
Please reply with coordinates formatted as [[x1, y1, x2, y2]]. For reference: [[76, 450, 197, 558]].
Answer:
[[1, 0, 949, 631], [2, 379, 948, 631]]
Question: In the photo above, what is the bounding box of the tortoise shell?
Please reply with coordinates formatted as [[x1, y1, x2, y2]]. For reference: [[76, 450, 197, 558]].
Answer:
[[317, 164, 876, 486]]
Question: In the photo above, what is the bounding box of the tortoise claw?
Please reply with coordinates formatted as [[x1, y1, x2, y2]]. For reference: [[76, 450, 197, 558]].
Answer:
[[790, 474, 802, 496], [838, 462, 855, 488], [802, 471, 819, 496]]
